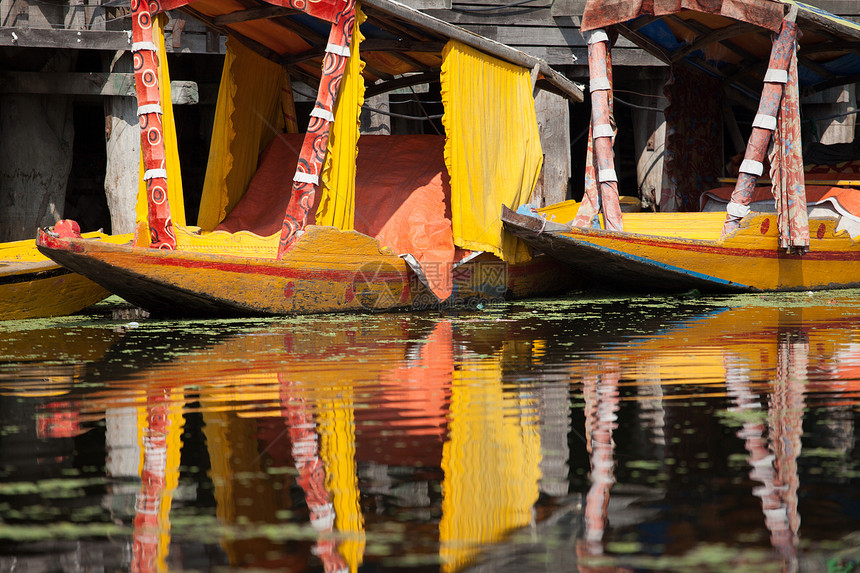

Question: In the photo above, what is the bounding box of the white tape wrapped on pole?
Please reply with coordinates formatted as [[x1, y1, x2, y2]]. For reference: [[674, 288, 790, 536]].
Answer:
[[325, 42, 351, 58], [144, 169, 168, 181], [752, 114, 777, 131], [593, 124, 614, 139], [294, 171, 319, 186], [598, 169, 618, 183], [584, 29, 609, 45], [310, 107, 335, 122], [739, 159, 764, 177], [132, 41, 158, 53], [590, 77, 611, 92], [137, 104, 163, 116], [764, 68, 788, 84], [727, 201, 751, 218]]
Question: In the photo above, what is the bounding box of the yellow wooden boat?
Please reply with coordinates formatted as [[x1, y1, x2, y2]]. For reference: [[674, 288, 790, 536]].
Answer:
[[38, 224, 568, 316], [504, 1, 860, 293], [503, 204, 860, 292], [0, 233, 131, 320], [36, 0, 583, 317]]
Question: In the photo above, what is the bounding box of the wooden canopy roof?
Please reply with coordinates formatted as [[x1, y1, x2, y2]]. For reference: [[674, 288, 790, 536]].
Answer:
[[156, 0, 583, 102], [583, 0, 860, 102]]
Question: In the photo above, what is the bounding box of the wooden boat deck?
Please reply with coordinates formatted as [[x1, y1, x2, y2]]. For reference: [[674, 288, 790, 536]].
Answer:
[[537, 201, 732, 241]]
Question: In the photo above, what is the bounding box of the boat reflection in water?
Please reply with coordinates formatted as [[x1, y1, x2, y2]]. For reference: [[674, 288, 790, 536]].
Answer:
[[1, 295, 859, 571], [571, 302, 859, 573]]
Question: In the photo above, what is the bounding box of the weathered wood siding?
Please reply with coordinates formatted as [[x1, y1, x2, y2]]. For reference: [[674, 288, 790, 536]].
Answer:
[[3, 0, 857, 62], [0, 0, 222, 53], [420, 0, 860, 73]]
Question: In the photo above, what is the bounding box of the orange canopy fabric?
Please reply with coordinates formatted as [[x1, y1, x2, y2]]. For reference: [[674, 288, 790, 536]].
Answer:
[[215, 134, 455, 299]]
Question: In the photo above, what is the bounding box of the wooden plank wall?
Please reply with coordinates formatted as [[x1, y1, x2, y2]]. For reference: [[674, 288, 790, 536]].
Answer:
[[0, 0, 221, 53], [1, 0, 857, 61], [423, 0, 660, 73], [422, 0, 860, 75]]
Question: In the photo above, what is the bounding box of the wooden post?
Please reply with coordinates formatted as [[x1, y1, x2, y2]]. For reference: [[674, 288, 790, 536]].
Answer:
[[64, 0, 85, 30], [0, 52, 75, 241], [16, 0, 29, 29], [573, 28, 623, 231], [532, 89, 571, 207], [806, 85, 856, 145], [360, 91, 391, 135], [88, 0, 106, 31], [104, 51, 141, 234], [631, 74, 668, 211]]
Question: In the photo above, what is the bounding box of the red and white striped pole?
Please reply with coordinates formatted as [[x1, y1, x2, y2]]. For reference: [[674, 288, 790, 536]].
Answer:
[[131, 0, 176, 249]]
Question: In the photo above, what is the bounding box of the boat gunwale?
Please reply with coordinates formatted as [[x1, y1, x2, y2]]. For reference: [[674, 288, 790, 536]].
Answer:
[[502, 207, 860, 262]]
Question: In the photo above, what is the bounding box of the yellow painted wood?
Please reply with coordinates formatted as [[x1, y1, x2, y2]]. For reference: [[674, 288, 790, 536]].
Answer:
[[0, 272, 112, 321], [558, 213, 860, 290], [53, 225, 569, 314], [0, 232, 134, 320], [537, 203, 727, 241]]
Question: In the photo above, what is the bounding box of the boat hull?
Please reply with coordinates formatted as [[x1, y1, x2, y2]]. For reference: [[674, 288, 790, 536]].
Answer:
[[0, 233, 132, 320], [502, 206, 860, 292], [37, 225, 572, 317], [0, 260, 112, 320]]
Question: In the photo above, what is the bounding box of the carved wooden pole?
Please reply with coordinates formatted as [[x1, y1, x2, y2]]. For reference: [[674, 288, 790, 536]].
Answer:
[[721, 10, 797, 239], [278, 0, 356, 257], [574, 29, 623, 231], [131, 0, 176, 249]]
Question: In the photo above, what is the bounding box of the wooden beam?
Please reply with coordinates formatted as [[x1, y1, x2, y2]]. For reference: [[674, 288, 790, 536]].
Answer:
[[801, 41, 860, 55], [670, 22, 758, 63], [181, 6, 289, 65], [0, 71, 199, 104], [667, 15, 760, 65], [361, 38, 446, 54], [361, 0, 583, 102], [358, 9, 441, 72], [798, 54, 837, 81], [797, 5, 860, 42], [283, 39, 445, 66], [0, 28, 132, 50], [364, 7, 435, 42], [225, 0, 327, 45], [616, 23, 673, 64], [212, 5, 298, 25], [802, 73, 860, 97], [365, 71, 439, 98]]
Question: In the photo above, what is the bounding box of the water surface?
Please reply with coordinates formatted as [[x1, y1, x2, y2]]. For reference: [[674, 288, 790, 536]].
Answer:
[[1, 291, 859, 572]]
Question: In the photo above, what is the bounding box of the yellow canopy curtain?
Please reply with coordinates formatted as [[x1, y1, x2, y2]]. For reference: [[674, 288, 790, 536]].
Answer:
[[135, 13, 186, 228], [439, 348, 541, 572], [196, 39, 294, 232], [441, 41, 543, 263]]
